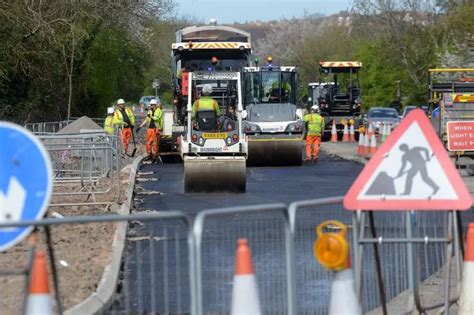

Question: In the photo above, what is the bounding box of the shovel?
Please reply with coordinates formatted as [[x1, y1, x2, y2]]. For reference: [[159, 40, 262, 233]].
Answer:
[[126, 127, 138, 158]]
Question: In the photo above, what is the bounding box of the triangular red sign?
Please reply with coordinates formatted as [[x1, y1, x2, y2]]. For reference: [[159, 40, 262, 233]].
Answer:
[[344, 109, 472, 211]]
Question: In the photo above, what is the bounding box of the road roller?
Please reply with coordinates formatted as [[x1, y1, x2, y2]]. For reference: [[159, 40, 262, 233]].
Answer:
[[180, 71, 248, 193], [242, 65, 304, 166]]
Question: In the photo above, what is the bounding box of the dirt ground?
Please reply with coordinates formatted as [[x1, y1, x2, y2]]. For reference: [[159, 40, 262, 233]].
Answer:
[[0, 147, 143, 314]]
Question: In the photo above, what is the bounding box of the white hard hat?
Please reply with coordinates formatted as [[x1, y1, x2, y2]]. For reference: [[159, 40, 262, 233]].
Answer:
[[117, 98, 125, 105], [107, 107, 114, 114], [202, 84, 213, 95], [311, 105, 320, 111], [150, 99, 158, 105]]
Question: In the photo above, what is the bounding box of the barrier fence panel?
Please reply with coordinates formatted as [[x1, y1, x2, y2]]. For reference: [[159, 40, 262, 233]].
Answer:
[[193, 204, 291, 315], [0, 212, 193, 315], [109, 214, 193, 314], [37, 132, 121, 206]]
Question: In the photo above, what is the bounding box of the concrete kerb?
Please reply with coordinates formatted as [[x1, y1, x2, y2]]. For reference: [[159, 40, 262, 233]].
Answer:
[[65, 153, 147, 315]]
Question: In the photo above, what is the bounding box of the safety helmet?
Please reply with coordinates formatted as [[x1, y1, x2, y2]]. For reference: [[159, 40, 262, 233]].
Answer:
[[311, 105, 320, 111], [202, 84, 213, 95], [107, 107, 114, 114], [117, 98, 125, 105], [150, 99, 158, 106]]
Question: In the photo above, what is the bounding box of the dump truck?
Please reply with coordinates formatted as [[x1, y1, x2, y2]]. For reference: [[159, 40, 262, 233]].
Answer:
[[242, 65, 304, 165], [428, 68, 474, 173], [308, 61, 363, 139], [180, 71, 247, 192]]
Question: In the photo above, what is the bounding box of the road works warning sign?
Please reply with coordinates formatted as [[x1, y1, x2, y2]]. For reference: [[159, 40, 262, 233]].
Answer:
[[344, 109, 472, 210], [447, 121, 474, 151]]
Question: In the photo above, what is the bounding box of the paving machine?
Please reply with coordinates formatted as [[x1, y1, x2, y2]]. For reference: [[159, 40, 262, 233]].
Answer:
[[308, 61, 363, 138], [242, 66, 304, 166], [181, 71, 247, 192], [429, 68, 474, 173]]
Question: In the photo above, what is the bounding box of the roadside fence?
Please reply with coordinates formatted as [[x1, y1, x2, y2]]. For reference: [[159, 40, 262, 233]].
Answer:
[[1, 196, 470, 315]]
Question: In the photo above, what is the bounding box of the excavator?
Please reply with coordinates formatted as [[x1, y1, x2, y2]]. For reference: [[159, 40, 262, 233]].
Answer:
[[180, 71, 247, 192], [241, 63, 304, 166]]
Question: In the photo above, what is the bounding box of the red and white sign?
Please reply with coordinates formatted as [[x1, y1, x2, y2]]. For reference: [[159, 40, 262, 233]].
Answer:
[[344, 109, 472, 211], [447, 121, 474, 151]]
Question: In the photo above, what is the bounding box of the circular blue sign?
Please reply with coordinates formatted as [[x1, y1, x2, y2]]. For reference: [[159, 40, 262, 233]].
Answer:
[[0, 122, 52, 252]]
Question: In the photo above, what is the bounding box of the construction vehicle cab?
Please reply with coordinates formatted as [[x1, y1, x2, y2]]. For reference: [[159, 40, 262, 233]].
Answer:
[[181, 71, 247, 192], [242, 66, 304, 166], [308, 61, 363, 139], [429, 68, 474, 173], [172, 25, 251, 125]]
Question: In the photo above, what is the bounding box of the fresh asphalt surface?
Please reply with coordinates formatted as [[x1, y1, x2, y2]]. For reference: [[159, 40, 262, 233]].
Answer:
[[108, 152, 469, 314]]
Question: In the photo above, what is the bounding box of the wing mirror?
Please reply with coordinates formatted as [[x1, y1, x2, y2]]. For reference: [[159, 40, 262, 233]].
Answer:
[[242, 110, 248, 119]]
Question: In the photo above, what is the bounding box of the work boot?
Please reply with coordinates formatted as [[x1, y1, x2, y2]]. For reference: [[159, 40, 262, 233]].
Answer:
[[312, 157, 319, 163], [144, 154, 153, 161]]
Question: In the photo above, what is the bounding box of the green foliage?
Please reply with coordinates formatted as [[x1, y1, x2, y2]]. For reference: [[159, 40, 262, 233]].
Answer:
[[81, 27, 147, 116]]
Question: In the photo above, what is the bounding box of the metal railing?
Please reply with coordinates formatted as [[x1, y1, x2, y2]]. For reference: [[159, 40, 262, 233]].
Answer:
[[38, 132, 121, 206], [0, 199, 468, 315]]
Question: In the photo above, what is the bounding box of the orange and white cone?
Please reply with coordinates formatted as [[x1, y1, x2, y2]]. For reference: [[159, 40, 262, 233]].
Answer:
[[459, 223, 474, 314], [368, 122, 374, 139], [363, 133, 370, 157], [386, 123, 391, 137], [231, 239, 262, 315], [331, 120, 338, 142], [377, 123, 384, 143], [342, 124, 350, 142], [357, 132, 365, 156], [26, 250, 52, 315], [369, 134, 377, 156], [329, 258, 362, 315], [349, 124, 356, 142]]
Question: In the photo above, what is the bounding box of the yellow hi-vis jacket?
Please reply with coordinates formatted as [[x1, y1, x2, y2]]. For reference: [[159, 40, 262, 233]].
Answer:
[[104, 115, 114, 135], [304, 113, 324, 136], [112, 107, 135, 128], [146, 108, 163, 130], [192, 96, 221, 118]]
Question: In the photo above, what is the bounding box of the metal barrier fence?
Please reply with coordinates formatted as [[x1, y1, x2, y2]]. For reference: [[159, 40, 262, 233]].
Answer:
[[38, 132, 121, 206], [0, 200, 468, 315], [25, 120, 71, 133]]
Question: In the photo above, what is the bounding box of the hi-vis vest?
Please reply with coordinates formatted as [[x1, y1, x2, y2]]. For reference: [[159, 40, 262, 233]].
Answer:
[[304, 113, 324, 136], [146, 108, 163, 130], [192, 96, 221, 118], [104, 116, 114, 135], [112, 108, 135, 127]]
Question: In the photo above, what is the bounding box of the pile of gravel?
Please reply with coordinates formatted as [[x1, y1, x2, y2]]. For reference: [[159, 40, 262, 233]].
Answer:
[[58, 116, 103, 134]]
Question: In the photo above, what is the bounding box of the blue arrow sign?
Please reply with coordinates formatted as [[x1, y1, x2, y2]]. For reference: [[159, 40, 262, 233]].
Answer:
[[0, 122, 52, 252]]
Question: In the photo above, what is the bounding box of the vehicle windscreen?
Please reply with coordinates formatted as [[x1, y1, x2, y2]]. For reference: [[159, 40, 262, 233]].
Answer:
[[244, 71, 296, 106], [246, 103, 296, 122], [369, 109, 398, 118], [175, 50, 248, 72]]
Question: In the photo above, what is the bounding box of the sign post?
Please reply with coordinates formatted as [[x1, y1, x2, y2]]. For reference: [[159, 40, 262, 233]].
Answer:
[[153, 79, 160, 99], [344, 109, 471, 313], [0, 122, 52, 252]]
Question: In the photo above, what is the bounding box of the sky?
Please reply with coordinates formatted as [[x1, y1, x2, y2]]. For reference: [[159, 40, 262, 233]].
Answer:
[[176, 0, 352, 24]]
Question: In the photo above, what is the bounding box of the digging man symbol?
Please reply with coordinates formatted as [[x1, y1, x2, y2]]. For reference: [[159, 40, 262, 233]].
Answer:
[[396, 144, 440, 196]]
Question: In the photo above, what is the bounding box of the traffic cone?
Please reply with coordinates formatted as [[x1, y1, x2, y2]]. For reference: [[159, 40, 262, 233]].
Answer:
[[231, 239, 262, 315], [377, 123, 384, 143], [330, 120, 338, 142], [25, 250, 52, 315], [369, 134, 377, 156], [349, 124, 356, 142], [328, 257, 362, 315], [342, 124, 350, 142], [357, 132, 365, 156], [459, 223, 474, 314], [363, 133, 370, 157], [367, 122, 374, 138], [381, 123, 388, 143]]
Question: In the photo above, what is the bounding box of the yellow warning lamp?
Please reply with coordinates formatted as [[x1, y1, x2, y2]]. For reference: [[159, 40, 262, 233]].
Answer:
[[359, 125, 366, 134], [341, 119, 347, 126], [349, 118, 355, 126], [314, 220, 349, 271]]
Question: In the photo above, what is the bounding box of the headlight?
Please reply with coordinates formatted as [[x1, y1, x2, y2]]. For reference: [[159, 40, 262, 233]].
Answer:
[[198, 137, 204, 145], [244, 123, 261, 133], [285, 122, 303, 133]]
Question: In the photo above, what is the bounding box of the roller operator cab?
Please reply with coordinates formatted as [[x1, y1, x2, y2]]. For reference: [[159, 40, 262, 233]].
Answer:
[[180, 71, 247, 193], [172, 25, 251, 125], [242, 66, 304, 166]]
